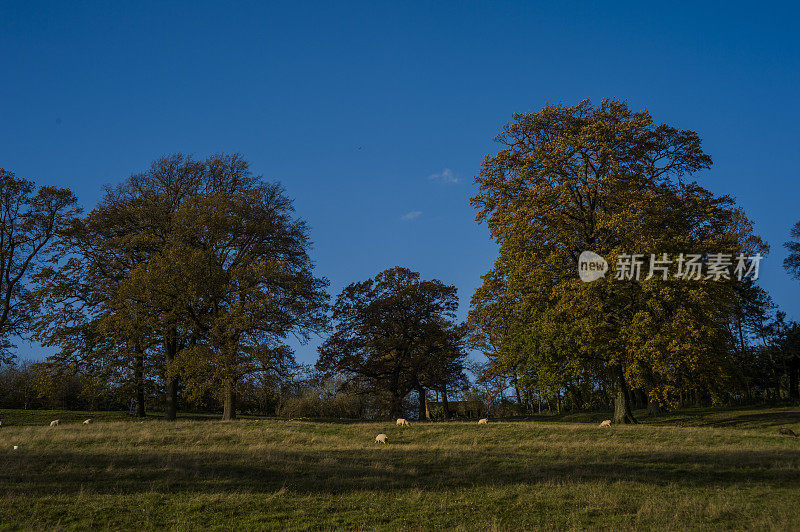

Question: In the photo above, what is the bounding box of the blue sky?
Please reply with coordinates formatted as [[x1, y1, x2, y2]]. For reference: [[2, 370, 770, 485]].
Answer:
[[1, 1, 798, 365]]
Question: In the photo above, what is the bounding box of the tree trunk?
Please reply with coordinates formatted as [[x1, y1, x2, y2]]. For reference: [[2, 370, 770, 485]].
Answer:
[[789, 359, 799, 402], [637, 389, 649, 409], [646, 392, 663, 416], [512, 374, 522, 405], [567, 384, 583, 410], [441, 387, 450, 420], [164, 334, 178, 421], [390, 391, 403, 419], [737, 313, 746, 353], [417, 387, 427, 421], [134, 351, 146, 417], [165, 377, 178, 421], [612, 364, 637, 424], [222, 379, 236, 420], [521, 388, 531, 414]]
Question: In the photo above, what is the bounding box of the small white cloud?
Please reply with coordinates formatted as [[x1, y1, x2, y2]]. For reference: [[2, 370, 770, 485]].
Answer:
[[428, 168, 459, 184], [401, 210, 422, 221]]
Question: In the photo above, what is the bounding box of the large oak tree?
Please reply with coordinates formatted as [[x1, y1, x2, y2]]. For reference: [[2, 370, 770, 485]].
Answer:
[[470, 100, 764, 423]]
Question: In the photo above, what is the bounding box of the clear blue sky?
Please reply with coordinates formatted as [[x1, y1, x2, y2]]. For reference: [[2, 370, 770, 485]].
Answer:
[[2, 1, 798, 364]]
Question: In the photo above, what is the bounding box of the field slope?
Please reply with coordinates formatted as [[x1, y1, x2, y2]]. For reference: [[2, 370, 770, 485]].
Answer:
[[1, 407, 799, 530]]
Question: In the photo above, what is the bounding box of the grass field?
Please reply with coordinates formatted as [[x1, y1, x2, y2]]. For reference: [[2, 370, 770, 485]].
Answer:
[[1, 407, 799, 530]]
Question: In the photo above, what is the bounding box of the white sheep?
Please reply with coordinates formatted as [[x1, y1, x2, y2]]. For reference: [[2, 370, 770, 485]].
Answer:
[[375, 433, 388, 444], [599, 419, 611, 427], [49, 419, 60, 427], [83, 418, 93, 425], [13, 445, 19, 450], [396, 418, 410, 427], [478, 418, 488, 424]]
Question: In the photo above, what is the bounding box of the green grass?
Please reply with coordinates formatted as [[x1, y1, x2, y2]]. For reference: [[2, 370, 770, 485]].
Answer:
[[1, 407, 799, 530]]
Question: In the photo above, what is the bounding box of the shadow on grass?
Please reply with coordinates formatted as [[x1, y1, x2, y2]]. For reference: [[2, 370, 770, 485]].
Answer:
[[642, 408, 800, 429], [693, 412, 800, 428], [472, 405, 800, 428], [3, 445, 799, 497]]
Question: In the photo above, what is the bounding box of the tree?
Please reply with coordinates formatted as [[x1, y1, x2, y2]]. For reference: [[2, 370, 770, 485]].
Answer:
[[317, 267, 459, 418], [470, 99, 764, 423], [761, 312, 800, 401], [415, 322, 469, 419], [35, 154, 328, 420], [785, 221, 800, 280], [102, 154, 224, 420], [0, 169, 79, 364], [165, 186, 329, 420], [786, 323, 800, 401], [468, 267, 534, 410]]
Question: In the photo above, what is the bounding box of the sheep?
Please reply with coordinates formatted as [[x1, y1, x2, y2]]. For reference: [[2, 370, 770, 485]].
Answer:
[[396, 418, 410, 427], [778, 427, 798, 438], [83, 418, 93, 425], [375, 433, 388, 444], [49, 419, 60, 427], [478, 418, 488, 424], [13, 445, 19, 450], [599, 419, 612, 427]]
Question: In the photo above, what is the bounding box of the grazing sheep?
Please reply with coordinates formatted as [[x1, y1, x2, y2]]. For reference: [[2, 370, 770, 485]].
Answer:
[[49, 419, 60, 427], [396, 418, 410, 427], [478, 418, 488, 424], [375, 433, 388, 444], [83, 418, 93, 425], [778, 427, 798, 438], [599, 419, 612, 427]]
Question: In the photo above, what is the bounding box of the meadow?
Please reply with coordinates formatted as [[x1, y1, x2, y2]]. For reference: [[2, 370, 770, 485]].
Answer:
[[1, 407, 799, 530]]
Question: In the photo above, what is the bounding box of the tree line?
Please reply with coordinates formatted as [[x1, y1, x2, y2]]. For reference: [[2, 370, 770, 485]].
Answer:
[[0, 99, 798, 421], [0, 155, 470, 420]]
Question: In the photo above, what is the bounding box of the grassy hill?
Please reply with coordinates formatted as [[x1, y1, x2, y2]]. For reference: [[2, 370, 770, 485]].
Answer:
[[1, 407, 799, 529]]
